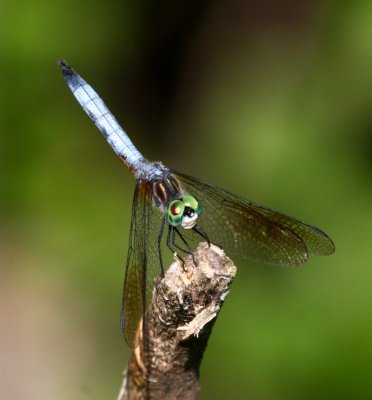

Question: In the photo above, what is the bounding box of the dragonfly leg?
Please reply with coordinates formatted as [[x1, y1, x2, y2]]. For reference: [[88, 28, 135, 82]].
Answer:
[[166, 224, 176, 253], [166, 225, 184, 267], [157, 215, 166, 277], [166, 226, 198, 268], [165, 226, 192, 266], [166, 226, 188, 255], [173, 228, 193, 253], [173, 228, 197, 267], [193, 224, 211, 246]]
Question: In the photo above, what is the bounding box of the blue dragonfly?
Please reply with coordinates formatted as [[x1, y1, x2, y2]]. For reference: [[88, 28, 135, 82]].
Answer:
[[58, 60, 335, 347]]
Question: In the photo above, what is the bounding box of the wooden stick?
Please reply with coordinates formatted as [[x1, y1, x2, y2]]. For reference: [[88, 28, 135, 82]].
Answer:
[[118, 242, 237, 400]]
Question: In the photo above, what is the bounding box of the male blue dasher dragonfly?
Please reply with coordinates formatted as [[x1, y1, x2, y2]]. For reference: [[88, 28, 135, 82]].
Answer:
[[58, 60, 335, 348]]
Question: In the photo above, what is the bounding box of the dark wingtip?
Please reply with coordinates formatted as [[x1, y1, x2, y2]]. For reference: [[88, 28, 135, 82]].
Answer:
[[57, 58, 74, 76]]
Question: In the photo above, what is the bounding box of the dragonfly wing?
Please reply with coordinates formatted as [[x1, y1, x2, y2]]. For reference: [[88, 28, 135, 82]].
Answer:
[[121, 180, 164, 347], [173, 171, 335, 267]]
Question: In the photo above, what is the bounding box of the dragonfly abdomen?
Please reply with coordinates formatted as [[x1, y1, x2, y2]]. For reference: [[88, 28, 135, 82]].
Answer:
[[58, 59, 143, 169]]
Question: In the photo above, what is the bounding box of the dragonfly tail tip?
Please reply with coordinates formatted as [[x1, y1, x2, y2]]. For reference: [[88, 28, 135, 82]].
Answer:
[[57, 58, 74, 76]]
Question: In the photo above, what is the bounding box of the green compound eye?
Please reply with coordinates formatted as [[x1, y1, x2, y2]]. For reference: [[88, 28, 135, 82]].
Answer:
[[166, 195, 201, 228], [182, 194, 200, 213], [167, 199, 185, 226]]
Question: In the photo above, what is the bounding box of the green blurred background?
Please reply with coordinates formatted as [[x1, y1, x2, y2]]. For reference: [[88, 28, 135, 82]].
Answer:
[[1, 1, 371, 399]]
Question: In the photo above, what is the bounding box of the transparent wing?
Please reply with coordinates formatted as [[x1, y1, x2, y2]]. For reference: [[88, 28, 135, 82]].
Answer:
[[173, 171, 335, 267], [121, 180, 164, 347]]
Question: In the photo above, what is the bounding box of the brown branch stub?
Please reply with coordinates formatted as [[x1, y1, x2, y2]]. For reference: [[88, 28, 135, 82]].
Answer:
[[119, 242, 237, 400]]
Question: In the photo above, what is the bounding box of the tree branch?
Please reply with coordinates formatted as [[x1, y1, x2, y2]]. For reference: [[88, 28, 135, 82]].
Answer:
[[118, 242, 237, 400]]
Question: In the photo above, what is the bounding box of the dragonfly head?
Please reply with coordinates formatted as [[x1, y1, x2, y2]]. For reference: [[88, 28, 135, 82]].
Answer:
[[167, 194, 201, 229]]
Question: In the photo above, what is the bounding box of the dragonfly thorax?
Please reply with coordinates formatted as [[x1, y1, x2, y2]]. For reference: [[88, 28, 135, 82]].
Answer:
[[151, 173, 183, 211]]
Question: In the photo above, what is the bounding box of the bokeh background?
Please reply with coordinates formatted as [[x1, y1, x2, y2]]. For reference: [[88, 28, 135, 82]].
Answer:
[[1, 1, 371, 399]]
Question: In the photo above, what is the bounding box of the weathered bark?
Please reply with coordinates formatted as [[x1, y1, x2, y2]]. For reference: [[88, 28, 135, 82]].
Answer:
[[118, 242, 237, 400]]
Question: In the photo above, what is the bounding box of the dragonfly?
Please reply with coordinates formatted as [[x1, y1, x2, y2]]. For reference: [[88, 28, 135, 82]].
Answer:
[[58, 59, 335, 347]]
